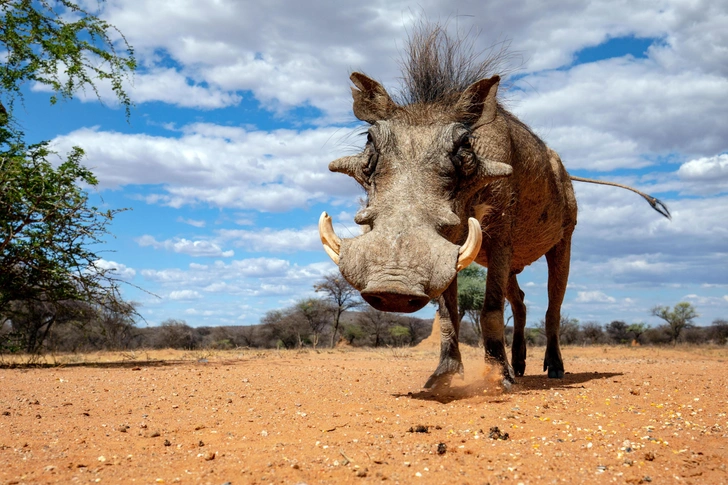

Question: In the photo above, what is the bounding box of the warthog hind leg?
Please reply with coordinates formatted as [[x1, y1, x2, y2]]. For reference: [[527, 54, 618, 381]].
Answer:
[[543, 233, 573, 379], [424, 280, 463, 388]]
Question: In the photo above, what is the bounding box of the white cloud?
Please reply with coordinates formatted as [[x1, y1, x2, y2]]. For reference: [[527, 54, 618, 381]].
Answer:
[[678, 154, 728, 195], [95, 259, 136, 280], [647, 2, 728, 77], [130, 68, 242, 109], [682, 294, 728, 309], [138, 257, 333, 307], [168, 290, 202, 301], [136, 235, 234, 258], [141, 257, 319, 285], [568, 183, 728, 285], [52, 124, 362, 211], [31, 0, 706, 125], [177, 217, 206, 228], [575, 290, 616, 304], [217, 226, 320, 253], [513, 59, 728, 167]]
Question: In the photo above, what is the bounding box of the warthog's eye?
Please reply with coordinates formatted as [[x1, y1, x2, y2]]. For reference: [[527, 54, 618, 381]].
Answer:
[[451, 132, 477, 177], [362, 132, 379, 180]]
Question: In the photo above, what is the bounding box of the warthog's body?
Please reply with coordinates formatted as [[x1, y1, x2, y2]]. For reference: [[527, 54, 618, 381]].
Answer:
[[320, 26, 667, 387]]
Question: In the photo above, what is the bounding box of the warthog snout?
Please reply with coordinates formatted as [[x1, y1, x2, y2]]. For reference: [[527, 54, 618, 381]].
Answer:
[[360, 285, 430, 313], [319, 212, 483, 311]]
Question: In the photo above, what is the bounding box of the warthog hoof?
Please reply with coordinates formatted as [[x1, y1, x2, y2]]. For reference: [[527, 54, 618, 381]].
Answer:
[[547, 368, 565, 379], [543, 357, 564, 379], [502, 363, 516, 384], [543, 347, 564, 379], [511, 340, 527, 377], [501, 378, 513, 392], [424, 358, 464, 389]]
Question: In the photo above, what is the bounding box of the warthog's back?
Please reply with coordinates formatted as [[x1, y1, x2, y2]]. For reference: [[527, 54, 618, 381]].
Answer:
[[475, 113, 578, 272]]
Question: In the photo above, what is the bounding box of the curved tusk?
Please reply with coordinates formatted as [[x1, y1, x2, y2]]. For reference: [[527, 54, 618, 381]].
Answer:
[[456, 217, 483, 271], [319, 212, 341, 264]]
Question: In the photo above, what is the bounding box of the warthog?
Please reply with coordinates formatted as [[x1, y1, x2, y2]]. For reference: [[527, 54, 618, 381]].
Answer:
[[319, 26, 669, 388]]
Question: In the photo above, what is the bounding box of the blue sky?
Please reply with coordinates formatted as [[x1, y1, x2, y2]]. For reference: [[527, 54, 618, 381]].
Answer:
[[10, 0, 728, 328]]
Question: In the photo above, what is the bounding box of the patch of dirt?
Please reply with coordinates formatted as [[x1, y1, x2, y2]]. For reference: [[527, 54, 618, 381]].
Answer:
[[1, 346, 727, 484]]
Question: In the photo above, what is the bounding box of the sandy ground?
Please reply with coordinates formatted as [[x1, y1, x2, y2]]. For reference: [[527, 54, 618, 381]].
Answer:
[[1, 345, 727, 485]]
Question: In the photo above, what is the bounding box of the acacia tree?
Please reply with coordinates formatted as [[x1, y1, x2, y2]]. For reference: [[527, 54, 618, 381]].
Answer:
[[0, 0, 136, 353], [314, 273, 361, 347], [1, 0, 135, 116], [457, 264, 486, 342], [297, 298, 332, 349], [627, 322, 648, 344], [651, 302, 698, 344]]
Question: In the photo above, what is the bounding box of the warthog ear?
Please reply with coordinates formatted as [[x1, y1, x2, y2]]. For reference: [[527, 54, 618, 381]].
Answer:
[[329, 154, 368, 185], [350, 72, 398, 123], [478, 158, 513, 180], [329, 155, 361, 175], [457, 75, 500, 126]]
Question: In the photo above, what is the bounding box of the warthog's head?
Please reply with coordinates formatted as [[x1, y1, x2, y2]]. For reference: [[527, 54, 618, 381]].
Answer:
[[320, 73, 513, 313]]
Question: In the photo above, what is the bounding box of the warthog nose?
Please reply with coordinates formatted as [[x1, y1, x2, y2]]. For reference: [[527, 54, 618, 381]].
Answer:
[[361, 287, 430, 313]]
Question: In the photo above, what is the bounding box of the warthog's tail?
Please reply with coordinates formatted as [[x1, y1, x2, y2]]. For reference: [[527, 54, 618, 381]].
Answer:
[[570, 176, 671, 220]]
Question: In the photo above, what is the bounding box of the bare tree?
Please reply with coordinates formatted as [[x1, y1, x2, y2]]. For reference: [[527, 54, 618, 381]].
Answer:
[[710, 319, 728, 345], [96, 301, 138, 350], [606, 320, 631, 344], [297, 298, 332, 349], [314, 274, 362, 347], [537, 316, 579, 345], [261, 309, 305, 349], [580, 321, 605, 345], [237, 324, 258, 348], [358, 307, 394, 347], [155, 319, 199, 349], [203, 326, 234, 349]]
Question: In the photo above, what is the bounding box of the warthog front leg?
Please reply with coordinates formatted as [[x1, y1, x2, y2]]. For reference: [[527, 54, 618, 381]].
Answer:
[[424, 279, 463, 388], [507, 274, 527, 377], [481, 246, 515, 387]]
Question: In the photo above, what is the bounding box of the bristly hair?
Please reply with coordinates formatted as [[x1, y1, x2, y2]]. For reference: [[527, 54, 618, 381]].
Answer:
[[397, 19, 520, 106]]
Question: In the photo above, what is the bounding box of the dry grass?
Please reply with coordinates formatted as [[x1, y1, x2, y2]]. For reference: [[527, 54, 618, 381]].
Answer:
[[2, 343, 726, 368]]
